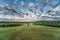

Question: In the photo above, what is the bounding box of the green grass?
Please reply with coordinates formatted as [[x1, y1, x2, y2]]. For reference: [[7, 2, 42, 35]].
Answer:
[[0, 25, 60, 40]]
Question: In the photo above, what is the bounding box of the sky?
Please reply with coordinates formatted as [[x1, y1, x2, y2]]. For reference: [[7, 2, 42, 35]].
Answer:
[[0, 0, 60, 20], [0, 0, 60, 11]]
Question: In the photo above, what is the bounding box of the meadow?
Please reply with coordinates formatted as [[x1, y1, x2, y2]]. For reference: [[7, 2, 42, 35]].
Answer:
[[0, 21, 60, 40]]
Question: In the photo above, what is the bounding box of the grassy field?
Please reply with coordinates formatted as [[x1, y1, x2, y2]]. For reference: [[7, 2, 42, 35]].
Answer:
[[0, 25, 60, 40]]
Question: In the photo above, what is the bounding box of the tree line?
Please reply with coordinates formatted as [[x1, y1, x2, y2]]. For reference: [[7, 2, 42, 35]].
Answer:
[[33, 20, 60, 27]]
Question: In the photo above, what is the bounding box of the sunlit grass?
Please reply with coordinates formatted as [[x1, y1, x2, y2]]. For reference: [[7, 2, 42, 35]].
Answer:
[[0, 25, 60, 40]]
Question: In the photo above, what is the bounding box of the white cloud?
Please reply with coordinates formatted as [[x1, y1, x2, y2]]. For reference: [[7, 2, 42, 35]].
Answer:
[[29, 2, 35, 8], [53, 5, 60, 11], [53, 16, 60, 18], [20, 1, 25, 6], [0, 4, 5, 8], [14, 0, 18, 4], [0, 4, 10, 9]]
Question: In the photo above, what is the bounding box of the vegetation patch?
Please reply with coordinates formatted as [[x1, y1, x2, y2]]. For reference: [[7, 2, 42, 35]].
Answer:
[[33, 20, 60, 27], [0, 21, 23, 27], [10, 27, 57, 40]]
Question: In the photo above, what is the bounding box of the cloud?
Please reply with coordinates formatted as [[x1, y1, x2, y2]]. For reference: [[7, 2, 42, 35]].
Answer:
[[20, 1, 25, 6], [0, 4, 10, 9], [53, 5, 60, 11], [45, 0, 49, 2], [14, 0, 18, 4], [41, 12, 52, 17], [4, 3, 9, 7], [0, 4, 5, 8], [29, 2, 35, 8], [53, 16, 60, 18]]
